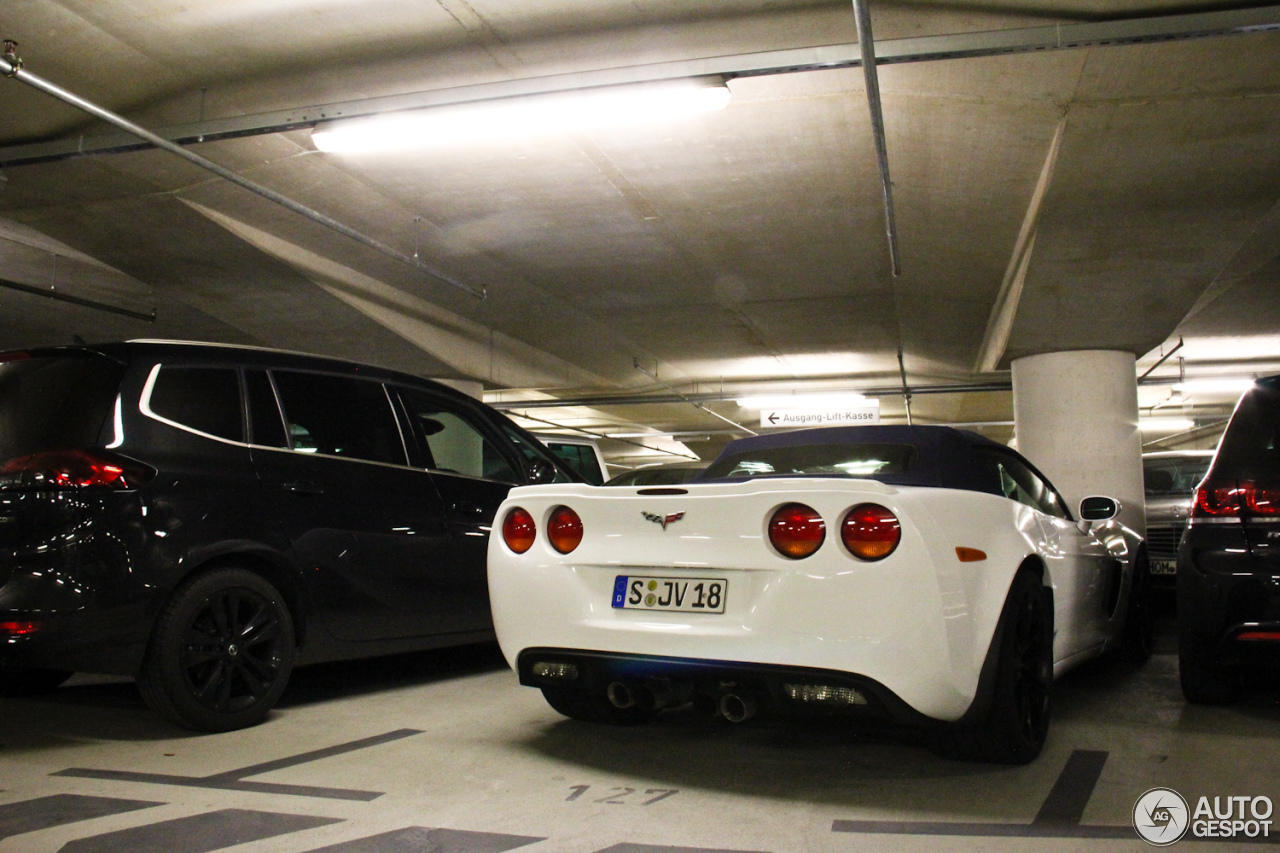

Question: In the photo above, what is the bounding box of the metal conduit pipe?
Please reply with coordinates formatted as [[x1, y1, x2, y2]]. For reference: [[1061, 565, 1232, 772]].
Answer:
[[851, 0, 901, 277], [0, 42, 486, 301]]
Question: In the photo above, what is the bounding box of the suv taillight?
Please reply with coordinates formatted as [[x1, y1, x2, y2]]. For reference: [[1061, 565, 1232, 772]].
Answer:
[[1192, 480, 1280, 518], [0, 449, 155, 490]]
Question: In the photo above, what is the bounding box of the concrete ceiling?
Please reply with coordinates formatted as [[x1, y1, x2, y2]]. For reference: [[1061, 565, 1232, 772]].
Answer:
[[2, 0, 1278, 467]]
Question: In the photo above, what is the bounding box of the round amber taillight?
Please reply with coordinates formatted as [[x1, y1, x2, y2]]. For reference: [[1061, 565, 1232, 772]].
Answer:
[[502, 507, 536, 554], [547, 506, 584, 554], [841, 503, 901, 561], [768, 503, 826, 559]]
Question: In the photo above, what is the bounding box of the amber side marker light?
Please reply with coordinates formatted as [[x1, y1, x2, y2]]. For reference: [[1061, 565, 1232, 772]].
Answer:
[[547, 506, 584, 554], [769, 503, 826, 559], [502, 507, 537, 554], [956, 547, 987, 562], [841, 503, 901, 561]]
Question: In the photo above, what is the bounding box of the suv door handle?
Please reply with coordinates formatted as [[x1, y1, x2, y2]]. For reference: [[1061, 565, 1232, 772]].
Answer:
[[452, 500, 488, 517], [284, 480, 324, 495]]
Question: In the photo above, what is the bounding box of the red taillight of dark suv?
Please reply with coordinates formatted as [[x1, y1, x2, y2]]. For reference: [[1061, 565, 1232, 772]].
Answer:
[[1192, 480, 1280, 519], [0, 449, 155, 490]]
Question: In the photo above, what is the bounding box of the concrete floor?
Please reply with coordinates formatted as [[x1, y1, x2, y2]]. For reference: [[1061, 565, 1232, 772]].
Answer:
[[2, 611, 1279, 853]]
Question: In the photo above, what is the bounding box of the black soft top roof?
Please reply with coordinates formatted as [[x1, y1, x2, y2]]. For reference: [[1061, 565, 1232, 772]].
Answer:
[[697, 424, 1022, 496]]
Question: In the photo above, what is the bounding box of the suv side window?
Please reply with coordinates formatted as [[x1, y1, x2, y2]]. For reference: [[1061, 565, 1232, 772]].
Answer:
[[544, 440, 605, 485], [271, 371, 406, 466], [500, 424, 575, 483], [145, 365, 244, 442], [398, 387, 519, 483]]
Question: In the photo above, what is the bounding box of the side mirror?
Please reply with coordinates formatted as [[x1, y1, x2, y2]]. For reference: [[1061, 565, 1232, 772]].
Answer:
[[526, 458, 558, 485], [1079, 495, 1120, 522]]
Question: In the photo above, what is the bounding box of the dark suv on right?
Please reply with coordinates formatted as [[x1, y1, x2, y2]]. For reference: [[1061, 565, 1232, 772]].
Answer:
[[1178, 375, 1280, 703]]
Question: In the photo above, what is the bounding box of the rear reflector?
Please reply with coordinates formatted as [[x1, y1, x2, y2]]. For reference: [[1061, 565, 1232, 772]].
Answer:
[[0, 449, 154, 490], [547, 506, 584, 554], [502, 507, 536, 553], [784, 683, 867, 706], [0, 621, 43, 636], [768, 503, 825, 559], [841, 504, 901, 561], [531, 661, 579, 680]]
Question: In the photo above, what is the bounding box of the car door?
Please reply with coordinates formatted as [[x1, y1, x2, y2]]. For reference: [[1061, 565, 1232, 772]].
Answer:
[[394, 385, 526, 635], [247, 368, 451, 642], [989, 451, 1115, 656]]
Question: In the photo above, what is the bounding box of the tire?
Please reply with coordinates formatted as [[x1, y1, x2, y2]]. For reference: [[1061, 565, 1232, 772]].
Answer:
[[139, 568, 294, 732], [1178, 631, 1238, 705], [0, 668, 73, 697], [933, 569, 1053, 764], [1118, 550, 1154, 665], [541, 685, 658, 726]]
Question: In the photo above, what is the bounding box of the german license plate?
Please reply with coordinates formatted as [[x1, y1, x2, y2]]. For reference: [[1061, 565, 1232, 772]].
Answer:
[[1151, 559, 1177, 575], [612, 575, 727, 613]]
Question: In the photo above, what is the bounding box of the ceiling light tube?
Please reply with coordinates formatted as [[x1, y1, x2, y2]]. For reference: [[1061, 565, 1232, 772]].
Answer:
[[1170, 378, 1257, 394], [312, 78, 730, 154]]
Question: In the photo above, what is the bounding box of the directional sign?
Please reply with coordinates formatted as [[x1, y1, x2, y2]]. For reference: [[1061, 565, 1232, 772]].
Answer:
[[759, 405, 880, 428]]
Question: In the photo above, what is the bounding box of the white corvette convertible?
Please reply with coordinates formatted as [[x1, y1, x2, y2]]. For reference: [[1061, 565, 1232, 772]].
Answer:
[[488, 426, 1150, 763]]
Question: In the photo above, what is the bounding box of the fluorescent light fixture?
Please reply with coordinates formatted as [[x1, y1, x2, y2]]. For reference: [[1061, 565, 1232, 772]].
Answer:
[[736, 393, 875, 410], [1140, 417, 1195, 432], [312, 78, 731, 154], [1170, 378, 1256, 394]]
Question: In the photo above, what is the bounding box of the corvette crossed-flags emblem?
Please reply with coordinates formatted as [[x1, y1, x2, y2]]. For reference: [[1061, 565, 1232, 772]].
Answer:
[[642, 511, 685, 530]]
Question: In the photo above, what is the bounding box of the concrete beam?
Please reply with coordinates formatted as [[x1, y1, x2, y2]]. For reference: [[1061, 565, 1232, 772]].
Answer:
[[2, 5, 1278, 167]]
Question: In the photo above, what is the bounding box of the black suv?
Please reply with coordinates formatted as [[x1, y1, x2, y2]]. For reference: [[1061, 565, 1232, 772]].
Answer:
[[1178, 375, 1280, 703], [0, 341, 571, 730]]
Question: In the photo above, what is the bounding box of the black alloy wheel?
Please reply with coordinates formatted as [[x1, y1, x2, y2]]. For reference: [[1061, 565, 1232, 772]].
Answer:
[[1007, 578, 1053, 749], [140, 569, 294, 731], [932, 568, 1053, 764], [1118, 549, 1154, 665], [1178, 630, 1239, 705]]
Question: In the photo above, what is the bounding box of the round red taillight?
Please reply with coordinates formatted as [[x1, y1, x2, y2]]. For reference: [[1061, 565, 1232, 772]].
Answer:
[[841, 503, 901, 561], [547, 506, 583, 554], [768, 503, 826, 559], [502, 507, 537, 554]]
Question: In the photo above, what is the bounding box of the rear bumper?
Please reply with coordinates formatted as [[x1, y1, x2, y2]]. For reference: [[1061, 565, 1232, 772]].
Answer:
[[517, 647, 937, 727], [0, 491, 155, 676], [1178, 523, 1280, 665], [491, 556, 1005, 722]]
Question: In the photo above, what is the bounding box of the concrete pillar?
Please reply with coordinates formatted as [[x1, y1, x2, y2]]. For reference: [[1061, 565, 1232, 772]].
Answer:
[[1011, 350, 1145, 536]]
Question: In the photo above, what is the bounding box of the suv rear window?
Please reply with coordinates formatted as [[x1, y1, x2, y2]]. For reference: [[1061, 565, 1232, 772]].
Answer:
[[702, 442, 918, 480], [0, 354, 125, 462], [1214, 379, 1280, 482], [147, 366, 244, 442]]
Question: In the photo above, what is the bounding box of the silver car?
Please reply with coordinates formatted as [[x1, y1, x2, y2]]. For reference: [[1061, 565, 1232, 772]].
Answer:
[[1143, 450, 1215, 583]]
